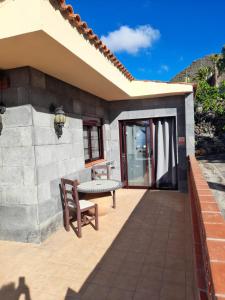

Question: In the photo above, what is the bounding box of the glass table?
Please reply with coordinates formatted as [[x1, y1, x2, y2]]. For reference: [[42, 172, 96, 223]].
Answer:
[[77, 179, 123, 209]]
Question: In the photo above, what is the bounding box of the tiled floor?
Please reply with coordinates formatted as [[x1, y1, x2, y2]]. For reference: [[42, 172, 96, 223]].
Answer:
[[0, 190, 197, 300]]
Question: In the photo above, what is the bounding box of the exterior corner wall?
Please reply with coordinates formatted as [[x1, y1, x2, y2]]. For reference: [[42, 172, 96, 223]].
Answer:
[[0, 67, 111, 243], [0, 104, 40, 243], [185, 93, 195, 156], [109, 95, 190, 192]]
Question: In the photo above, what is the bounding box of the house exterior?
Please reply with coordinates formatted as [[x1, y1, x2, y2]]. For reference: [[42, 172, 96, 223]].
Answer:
[[0, 0, 194, 243]]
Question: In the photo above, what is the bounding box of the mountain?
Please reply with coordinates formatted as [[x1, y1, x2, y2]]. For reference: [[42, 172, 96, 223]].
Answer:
[[170, 54, 225, 83]]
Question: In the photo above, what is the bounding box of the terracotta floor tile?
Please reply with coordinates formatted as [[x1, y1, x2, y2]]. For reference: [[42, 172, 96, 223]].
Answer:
[[165, 254, 186, 271], [163, 269, 186, 285], [111, 273, 139, 291], [136, 277, 162, 295], [160, 282, 186, 300], [144, 252, 166, 268], [88, 270, 115, 287], [133, 290, 160, 300], [106, 288, 133, 300], [81, 283, 110, 300], [141, 265, 164, 281]]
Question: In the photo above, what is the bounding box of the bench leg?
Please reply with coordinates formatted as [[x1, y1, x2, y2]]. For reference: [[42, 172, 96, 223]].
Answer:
[[112, 190, 116, 209]]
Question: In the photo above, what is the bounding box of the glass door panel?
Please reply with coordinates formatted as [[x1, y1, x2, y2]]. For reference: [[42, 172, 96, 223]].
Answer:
[[125, 121, 151, 187]]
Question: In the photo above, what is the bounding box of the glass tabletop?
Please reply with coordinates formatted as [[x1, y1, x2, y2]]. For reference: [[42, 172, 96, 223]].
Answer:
[[77, 180, 123, 193]]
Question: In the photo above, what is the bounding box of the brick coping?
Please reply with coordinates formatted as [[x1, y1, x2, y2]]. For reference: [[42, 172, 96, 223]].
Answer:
[[189, 155, 225, 299]]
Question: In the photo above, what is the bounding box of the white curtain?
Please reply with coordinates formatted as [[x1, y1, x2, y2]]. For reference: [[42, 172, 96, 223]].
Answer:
[[154, 118, 177, 188]]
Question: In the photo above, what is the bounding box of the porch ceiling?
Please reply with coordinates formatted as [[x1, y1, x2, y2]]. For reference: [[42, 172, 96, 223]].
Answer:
[[0, 0, 193, 100]]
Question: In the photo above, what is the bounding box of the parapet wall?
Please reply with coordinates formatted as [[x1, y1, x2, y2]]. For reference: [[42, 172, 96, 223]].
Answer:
[[188, 155, 225, 299]]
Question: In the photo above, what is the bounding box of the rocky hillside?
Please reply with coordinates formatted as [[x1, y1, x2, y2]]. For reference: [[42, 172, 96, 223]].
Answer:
[[170, 54, 225, 83]]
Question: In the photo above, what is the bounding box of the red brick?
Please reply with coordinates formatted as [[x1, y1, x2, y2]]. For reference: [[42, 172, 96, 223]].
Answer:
[[205, 224, 225, 240], [207, 240, 225, 262], [198, 195, 216, 202], [200, 202, 220, 213], [211, 262, 225, 295], [202, 212, 224, 224]]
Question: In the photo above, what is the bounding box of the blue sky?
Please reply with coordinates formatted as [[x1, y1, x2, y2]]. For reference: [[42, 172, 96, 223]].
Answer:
[[69, 0, 225, 81]]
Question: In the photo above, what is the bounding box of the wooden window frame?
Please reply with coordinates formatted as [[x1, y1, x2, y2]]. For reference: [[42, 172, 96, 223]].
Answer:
[[83, 119, 104, 164]]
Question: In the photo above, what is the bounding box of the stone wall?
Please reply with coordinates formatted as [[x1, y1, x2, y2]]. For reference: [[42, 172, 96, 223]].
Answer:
[[0, 105, 38, 242], [0, 67, 110, 242]]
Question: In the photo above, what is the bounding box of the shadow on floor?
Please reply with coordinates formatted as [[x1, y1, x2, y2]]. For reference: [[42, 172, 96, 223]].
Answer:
[[63, 190, 196, 300], [0, 277, 31, 300], [208, 181, 225, 192]]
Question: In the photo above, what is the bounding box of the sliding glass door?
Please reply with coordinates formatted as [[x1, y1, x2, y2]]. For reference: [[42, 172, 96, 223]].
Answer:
[[120, 117, 177, 189], [120, 120, 154, 187]]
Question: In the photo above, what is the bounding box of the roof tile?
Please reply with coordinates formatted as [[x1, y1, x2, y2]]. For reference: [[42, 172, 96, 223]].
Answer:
[[56, 0, 134, 81]]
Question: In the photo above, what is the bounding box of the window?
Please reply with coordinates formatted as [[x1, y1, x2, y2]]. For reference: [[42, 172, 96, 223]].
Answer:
[[83, 119, 104, 163]]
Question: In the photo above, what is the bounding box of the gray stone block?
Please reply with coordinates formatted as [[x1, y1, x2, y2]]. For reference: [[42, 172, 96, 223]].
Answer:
[[72, 129, 83, 144], [37, 163, 59, 184], [0, 204, 40, 243], [0, 147, 2, 167], [72, 100, 82, 115], [17, 87, 30, 105], [35, 145, 54, 166], [30, 68, 46, 89], [0, 166, 24, 186], [7, 67, 30, 88], [68, 117, 82, 129], [34, 127, 56, 145], [38, 197, 62, 223], [4, 105, 32, 128], [1, 186, 37, 205], [37, 183, 51, 203], [1, 88, 19, 107], [32, 108, 52, 128], [54, 144, 73, 162], [30, 87, 58, 109], [49, 178, 61, 198], [2, 146, 35, 167], [40, 212, 63, 242], [23, 166, 36, 186], [0, 127, 33, 147], [72, 143, 84, 158]]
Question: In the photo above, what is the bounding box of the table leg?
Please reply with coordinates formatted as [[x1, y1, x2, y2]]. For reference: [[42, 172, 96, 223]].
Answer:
[[112, 190, 116, 209]]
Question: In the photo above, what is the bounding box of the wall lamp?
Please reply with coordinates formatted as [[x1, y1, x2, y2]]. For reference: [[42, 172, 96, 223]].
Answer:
[[0, 102, 6, 136], [49, 104, 66, 138]]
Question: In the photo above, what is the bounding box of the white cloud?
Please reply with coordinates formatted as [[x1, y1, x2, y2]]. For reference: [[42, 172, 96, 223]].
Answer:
[[101, 25, 160, 55], [157, 64, 169, 74]]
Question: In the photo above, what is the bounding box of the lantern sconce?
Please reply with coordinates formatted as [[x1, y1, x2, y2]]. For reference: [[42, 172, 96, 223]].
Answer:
[[0, 102, 6, 136], [49, 104, 66, 138]]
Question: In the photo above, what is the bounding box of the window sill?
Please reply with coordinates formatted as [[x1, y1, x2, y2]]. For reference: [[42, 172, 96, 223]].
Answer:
[[85, 159, 106, 168]]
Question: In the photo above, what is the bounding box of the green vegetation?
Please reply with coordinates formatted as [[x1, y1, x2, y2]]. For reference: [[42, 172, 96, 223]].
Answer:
[[195, 45, 225, 115]]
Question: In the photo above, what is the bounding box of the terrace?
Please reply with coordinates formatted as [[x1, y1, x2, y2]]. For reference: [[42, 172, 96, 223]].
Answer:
[[0, 189, 196, 300], [0, 1, 225, 299]]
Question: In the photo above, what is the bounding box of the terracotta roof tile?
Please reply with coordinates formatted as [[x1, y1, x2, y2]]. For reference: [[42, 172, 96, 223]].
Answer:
[[56, 0, 134, 81]]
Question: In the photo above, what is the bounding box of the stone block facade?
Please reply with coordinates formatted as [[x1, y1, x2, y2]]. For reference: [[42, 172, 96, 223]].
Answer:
[[0, 67, 194, 243]]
